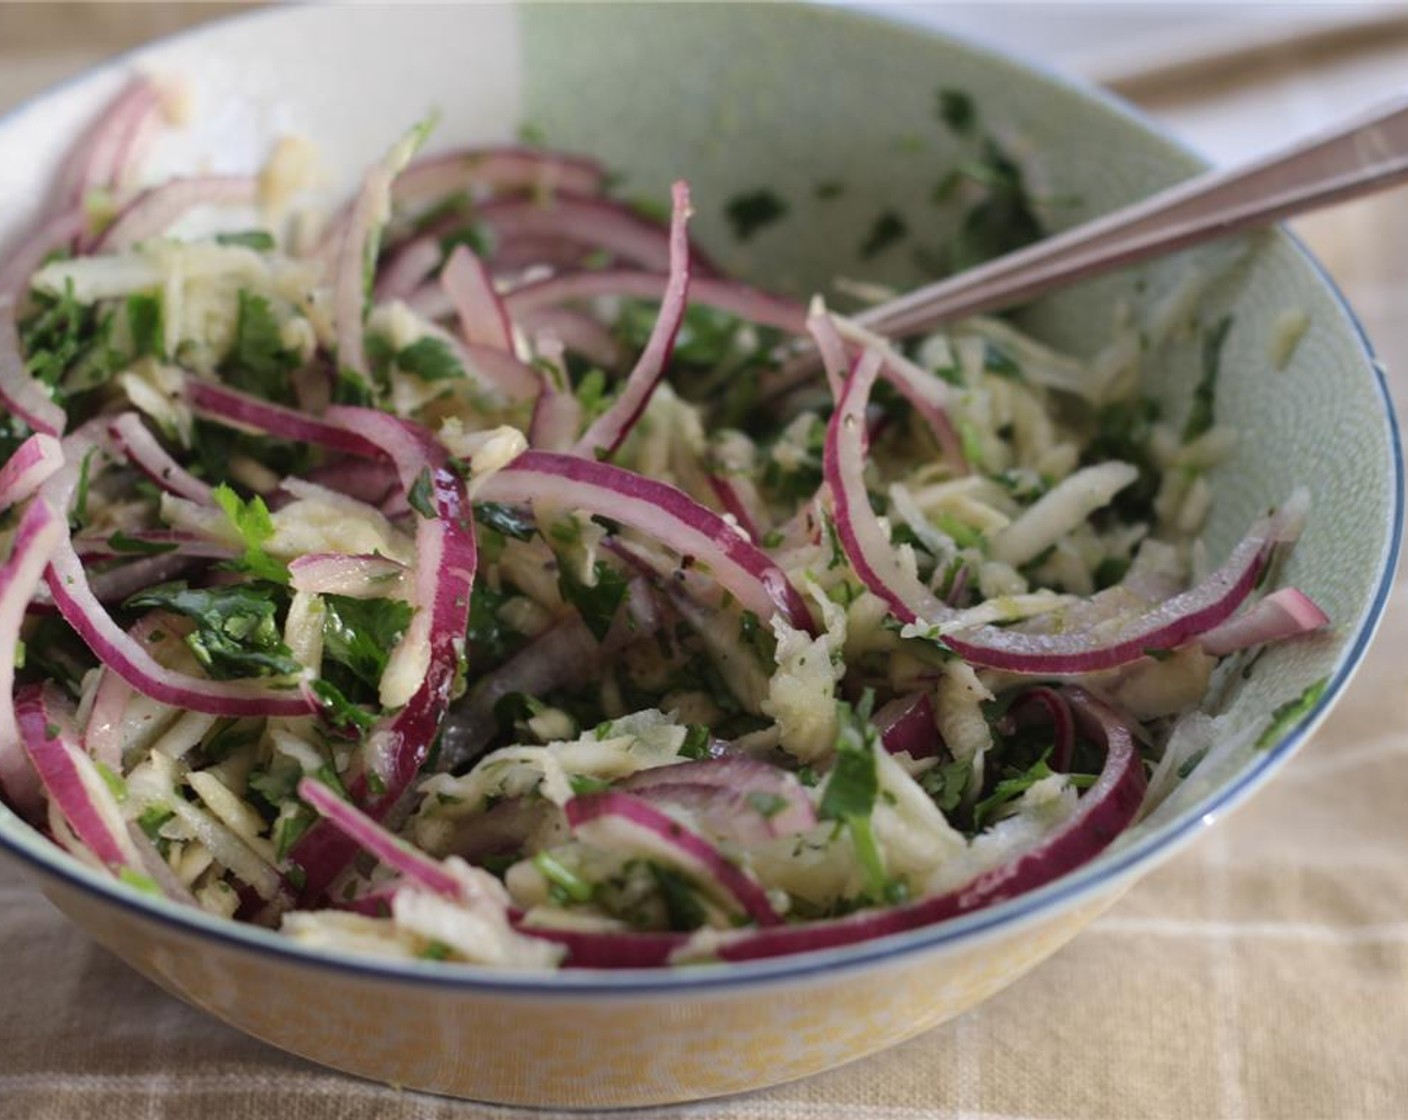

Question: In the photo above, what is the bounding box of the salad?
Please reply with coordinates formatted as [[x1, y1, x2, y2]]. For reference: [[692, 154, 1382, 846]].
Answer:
[[0, 77, 1330, 969]]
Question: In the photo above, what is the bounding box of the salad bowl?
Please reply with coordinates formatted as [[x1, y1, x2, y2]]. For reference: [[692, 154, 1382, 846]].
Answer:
[[0, 3, 1398, 1107]]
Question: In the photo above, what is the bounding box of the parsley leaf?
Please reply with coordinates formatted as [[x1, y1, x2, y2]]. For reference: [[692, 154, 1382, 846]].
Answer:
[[395, 336, 465, 383], [125, 293, 164, 359], [124, 582, 300, 680], [860, 209, 907, 259], [310, 678, 376, 736], [407, 468, 437, 519], [473, 502, 536, 542], [107, 531, 178, 556], [1184, 315, 1233, 442], [222, 290, 299, 403], [724, 189, 788, 242], [212, 483, 288, 584], [936, 88, 976, 134], [1257, 677, 1328, 749], [468, 582, 525, 666], [215, 230, 276, 251], [558, 560, 629, 643], [321, 595, 413, 691]]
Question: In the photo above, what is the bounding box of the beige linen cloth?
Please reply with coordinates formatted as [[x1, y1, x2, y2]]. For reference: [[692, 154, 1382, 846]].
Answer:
[[1, 6, 1406, 1118]]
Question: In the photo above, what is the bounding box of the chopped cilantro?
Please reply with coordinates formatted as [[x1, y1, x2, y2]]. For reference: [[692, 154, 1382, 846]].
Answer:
[[649, 862, 708, 931], [468, 582, 525, 666], [212, 483, 288, 584], [860, 209, 907, 259], [125, 293, 164, 359], [1184, 316, 1233, 442], [937, 88, 976, 134], [94, 761, 127, 801], [71, 446, 98, 530], [679, 724, 713, 760], [407, 468, 438, 519], [473, 502, 536, 542], [558, 559, 629, 643], [919, 756, 973, 813], [136, 805, 174, 841], [107, 531, 178, 556], [1257, 677, 1328, 749], [533, 850, 595, 904], [222, 290, 300, 403], [310, 678, 375, 736], [124, 582, 300, 680], [322, 595, 413, 691], [395, 336, 465, 383], [724, 189, 788, 242], [216, 230, 277, 251]]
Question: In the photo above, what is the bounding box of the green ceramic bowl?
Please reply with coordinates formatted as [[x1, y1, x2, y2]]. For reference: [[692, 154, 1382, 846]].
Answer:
[[0, 4, 1398, 1107]]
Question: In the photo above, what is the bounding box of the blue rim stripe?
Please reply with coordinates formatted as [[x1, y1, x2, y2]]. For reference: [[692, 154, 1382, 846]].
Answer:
[[0, 4, 1401, 999]]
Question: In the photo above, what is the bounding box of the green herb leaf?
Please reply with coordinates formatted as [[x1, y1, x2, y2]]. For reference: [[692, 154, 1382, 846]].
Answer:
[[107, 530, 178, 556], [215, 230, 277, 251], [558, 560, 629, 643], [395, 336, 465, 383], [724, 189, 788, 242], [1184, 315, 1233, 442], [936, 88, 976, 134], [222, 290, 300, 403], [407, 468, 438, 519], [679, 724, 713, 761], [310, 677, 376, 736], [124, 581, 300, 680], [321, 595, 413, 691], [125, 293, 164, 359], [919, 756, 973, 813], [860, 209, 907, 259], [534, 850, 596, 904], [473, 502, 536, 542], [1257, 677, 1328, 749], [649, 862, 708, 931], [212, 483, 288, 584]]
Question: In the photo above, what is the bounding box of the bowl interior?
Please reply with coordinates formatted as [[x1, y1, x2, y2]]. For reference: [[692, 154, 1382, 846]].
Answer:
[[0, 2, 1398, 985]]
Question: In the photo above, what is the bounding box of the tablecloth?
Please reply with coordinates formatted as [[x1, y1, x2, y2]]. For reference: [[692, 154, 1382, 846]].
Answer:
[[2, 5, 1407, 1118]]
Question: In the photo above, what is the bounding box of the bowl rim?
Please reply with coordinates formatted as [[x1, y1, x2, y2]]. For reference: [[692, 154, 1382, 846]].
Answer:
[[0, 1, 1400, 997]]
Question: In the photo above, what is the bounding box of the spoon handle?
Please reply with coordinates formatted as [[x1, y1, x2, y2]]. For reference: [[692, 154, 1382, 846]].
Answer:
[[858, 95, 1408, 339]]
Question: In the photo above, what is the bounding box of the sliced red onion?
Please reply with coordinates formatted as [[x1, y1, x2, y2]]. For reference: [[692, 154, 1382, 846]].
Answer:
[[480, 451, 813, 630], [0, 208, 88, 300], [336, 127, 428, 378], [288, 553, 407, 598], [519, 307, 622, 369], [873, 693, 940, 759], [528, 374, 583, 451], [690, 688, 1146, 963], [93, 176, 258, 252], [1008, 686, 1077, 772], [442, 244, 515, 352], [106, 413, 212, 504], [0, 500, 68, 816], [571, 182, 691, 459], [449, 340, 542, 403], [73, 529, 233, 561], [515, 922, 686, 969], [807, 308, 850, 404], [0, 311, 65, 438], [392, 147, 606, 210], [45, 534, 316, 717], [85, 553, 196, 605], [374, 236, 442, 303], [436, 796, 548, 864], [1199, 586, 1329, 656], [0, 433, 64, 512], [51, 77, 161, 214], [621, 757, 816, 840], [301, 458, 399, 509], [290, 409, 476, 903], [825, 346, 1296, 674], [186, 379, 379, 458], [16, 684, 142, 872], [82, 617, 167, 769], [504, 269, 807, 335], [565, 790, 781, 926], [477, 191, 717, 276], [707, 474, 762, 542], [298, 776, 462, 899]]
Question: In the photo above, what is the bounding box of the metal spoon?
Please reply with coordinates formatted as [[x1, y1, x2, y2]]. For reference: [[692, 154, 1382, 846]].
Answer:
[[856, 94, 1408, 340]]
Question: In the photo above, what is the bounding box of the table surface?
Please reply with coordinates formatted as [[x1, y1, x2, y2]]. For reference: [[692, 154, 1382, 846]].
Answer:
[[1, 6, 1406, 1119]]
